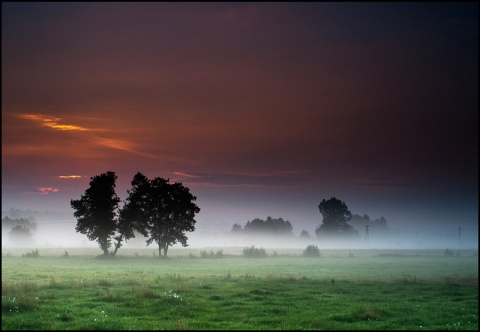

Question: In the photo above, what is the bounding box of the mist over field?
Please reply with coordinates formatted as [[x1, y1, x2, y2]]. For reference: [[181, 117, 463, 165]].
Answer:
[[2, 208, 476, 251]]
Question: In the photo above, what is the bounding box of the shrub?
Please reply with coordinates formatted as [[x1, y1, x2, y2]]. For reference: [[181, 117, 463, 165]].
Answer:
[[303, 245, 320, 257], [243, 245, 267, 258], [444, 248, 454, 257], [23, 249, 39, 258], [200, 250, 224, 258]]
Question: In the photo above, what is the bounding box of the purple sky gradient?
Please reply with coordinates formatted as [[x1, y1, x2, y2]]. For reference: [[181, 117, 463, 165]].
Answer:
[[2, 3, 478, 247]]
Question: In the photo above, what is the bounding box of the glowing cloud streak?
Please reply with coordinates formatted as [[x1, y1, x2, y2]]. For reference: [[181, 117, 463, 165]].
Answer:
[[58, 175, 84, 179], [37, 187, 59, 195], [18, 113, 158, 158], [174, 171, 203, 178], [20, 114, 92, 131]]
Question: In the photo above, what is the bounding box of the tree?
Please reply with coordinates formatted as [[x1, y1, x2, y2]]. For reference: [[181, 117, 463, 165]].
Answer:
[[71, 171, 121, 256], [315, 197, 358, 238], [2, 216, 37, 233], [121, 172, 200, 257], [230, 223, 243, 233], [299, 230, 311, 239], [243, 216, 293, 236], [303, 244, 320, 257], [9, 225, 35, 246]]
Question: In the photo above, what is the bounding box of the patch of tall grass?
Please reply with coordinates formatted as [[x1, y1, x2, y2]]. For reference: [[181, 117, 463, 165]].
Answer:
[[2, 281, 39, 313]]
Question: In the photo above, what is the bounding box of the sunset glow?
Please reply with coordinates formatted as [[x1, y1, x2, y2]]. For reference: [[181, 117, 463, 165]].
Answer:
[[36, 187, 59, 195], [20, 114, 91, 131], [2, 2, 478, 248]]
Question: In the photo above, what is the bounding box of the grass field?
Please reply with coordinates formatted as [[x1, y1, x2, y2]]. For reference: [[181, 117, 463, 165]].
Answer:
[[2, 247, 478, 330]]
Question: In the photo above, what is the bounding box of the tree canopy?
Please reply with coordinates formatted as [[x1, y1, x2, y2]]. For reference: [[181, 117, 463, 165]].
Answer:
[[71, 171, 121, 256], [315, 197, 358, 238], [2, 216, 37, 232], [120, 172, 200, 256], [231, 216, 293, 237], [71, 171, 200, 257], [9, 225, 35, 246]]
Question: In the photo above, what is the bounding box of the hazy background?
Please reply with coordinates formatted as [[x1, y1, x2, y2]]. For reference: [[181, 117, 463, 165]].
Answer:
[[2, 3, 478, 249]]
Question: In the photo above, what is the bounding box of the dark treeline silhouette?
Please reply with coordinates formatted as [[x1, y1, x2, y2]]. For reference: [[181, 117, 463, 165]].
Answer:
[[71, 171, 200, 257], [315, 197, 359, 239], [228, 197, 388, 243], [230, 216, 293, 237]]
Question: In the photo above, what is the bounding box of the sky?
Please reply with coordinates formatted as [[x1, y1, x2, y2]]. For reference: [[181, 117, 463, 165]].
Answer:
[[2, 2, 478, 248]]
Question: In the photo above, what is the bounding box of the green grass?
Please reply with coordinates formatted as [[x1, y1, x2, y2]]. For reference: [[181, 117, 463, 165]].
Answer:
[[2, 247, 478, 330]]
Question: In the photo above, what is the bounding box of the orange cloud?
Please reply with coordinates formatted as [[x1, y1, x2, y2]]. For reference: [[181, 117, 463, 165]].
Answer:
[[58, 175, 84, 179], [37, 187, 59, 195], [96, 137, 162, 159], [20, 114, 92, 131]]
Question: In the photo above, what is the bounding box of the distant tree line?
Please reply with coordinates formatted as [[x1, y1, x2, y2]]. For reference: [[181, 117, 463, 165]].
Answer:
[[2, 216, 36, 246], [349, 214, 388, 234], [231, 216, 293, 237], [229, 197, 387, 241], [2, 216, 36, 232], [71, 171, 200, 257]]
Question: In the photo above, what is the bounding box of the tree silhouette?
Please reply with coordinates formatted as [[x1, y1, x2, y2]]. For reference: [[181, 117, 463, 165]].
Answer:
[[315, 197, 357, 238], [299, 230, 311, 239], [9, 225, 35, 246], [243, 216, 293, 236], [230, 223, 243, 233], [71, 171, 121, 256], [121, 172, 200, 256]]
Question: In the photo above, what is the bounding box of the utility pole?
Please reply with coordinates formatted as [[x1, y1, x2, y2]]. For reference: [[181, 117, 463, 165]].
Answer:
[[458, 226, 462, 247], [365, 225, 369, 245]]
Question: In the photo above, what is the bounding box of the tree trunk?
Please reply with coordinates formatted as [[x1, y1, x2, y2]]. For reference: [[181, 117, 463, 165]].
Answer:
[[112, 235, 123, 256], [163, 245, 168, 256], [101, 244, 109, 256]]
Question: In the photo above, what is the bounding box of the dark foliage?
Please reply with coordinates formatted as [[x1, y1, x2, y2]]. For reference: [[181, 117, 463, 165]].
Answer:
[[315, 197, 358, 238], [230, 223, 243, 233], [120, 172, 200, 256], [299, 230, 311, 239], [235, 216, 293, 237], [243, 245, 267, 258], [71, 171, 121, 255], [9, 225, 35, 246], [303, 244, 320, 257], [23, 249, 39, 258], [2, 216, 36, 233]]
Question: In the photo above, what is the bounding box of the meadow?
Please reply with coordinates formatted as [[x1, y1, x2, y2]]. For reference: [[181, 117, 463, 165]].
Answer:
[[2, 247, 478, 330]]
